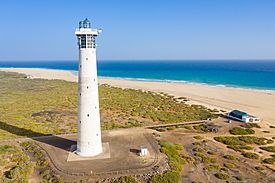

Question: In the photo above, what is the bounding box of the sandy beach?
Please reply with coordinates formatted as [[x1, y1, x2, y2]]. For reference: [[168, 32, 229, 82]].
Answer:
[[1, 68, 275, 124]]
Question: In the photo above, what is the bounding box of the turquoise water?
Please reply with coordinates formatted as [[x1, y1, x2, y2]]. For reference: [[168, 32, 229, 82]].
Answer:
[[1, 60, 275, 90]]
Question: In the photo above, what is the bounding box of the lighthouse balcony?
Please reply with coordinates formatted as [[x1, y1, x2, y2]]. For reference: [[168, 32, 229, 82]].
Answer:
[[75, 28, 101, 36]]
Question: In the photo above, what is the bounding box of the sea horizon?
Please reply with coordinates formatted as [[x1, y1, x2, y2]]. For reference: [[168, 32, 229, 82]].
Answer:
[[1, 60, 275, 91]]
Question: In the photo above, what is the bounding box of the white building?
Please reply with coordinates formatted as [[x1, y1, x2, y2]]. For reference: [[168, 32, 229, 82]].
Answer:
[[140, 146, 148, 156], [75, 19, 103, 157], [227, 110, 261, 123]]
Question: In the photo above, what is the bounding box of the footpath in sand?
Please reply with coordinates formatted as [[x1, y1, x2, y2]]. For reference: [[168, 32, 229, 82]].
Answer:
[[1, 68, 275, 125]]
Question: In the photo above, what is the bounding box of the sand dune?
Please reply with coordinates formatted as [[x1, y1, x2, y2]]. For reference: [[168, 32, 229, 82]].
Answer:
[[1, 68, 274, 124]]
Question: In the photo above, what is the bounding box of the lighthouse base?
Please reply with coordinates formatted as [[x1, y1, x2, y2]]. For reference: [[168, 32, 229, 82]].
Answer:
[[76, 146, 103, 157], [67, 142, 110, 162]]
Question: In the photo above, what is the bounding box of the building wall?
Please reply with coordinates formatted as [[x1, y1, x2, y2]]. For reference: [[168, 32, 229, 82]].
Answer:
[[77, 47, 102, 156]]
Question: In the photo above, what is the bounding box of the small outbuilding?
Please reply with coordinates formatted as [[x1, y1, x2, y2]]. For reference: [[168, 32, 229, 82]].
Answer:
[[227, 110, 260, 123], [139, 146, 148, 156]]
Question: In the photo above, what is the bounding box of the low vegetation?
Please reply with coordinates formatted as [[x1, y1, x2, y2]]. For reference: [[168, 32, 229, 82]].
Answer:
[[112, 176, 138, 183], [21, 141, 61, 182], [229, 127, 255, 135], [224, 163, 235, 169], [236, 175, 244, 181], [214, 172, 229, 180], [206, 164, 220, 171], [262, 157, 275, 164], [149, 141, 184, 183], [0, 71, 216, 140], [241, 152, 259, 159], [223, 154, 236, 160], [259, 146, 275, 153], [0, 144, 34, 182], [193, 124, 210, 132], [214, 136, 273, 154], [214, 136, 273, 146], [243, 123, 261, 128], [194, 152, 217, 164], [193, 135, 204, 140], [255, 165, 265, 171]]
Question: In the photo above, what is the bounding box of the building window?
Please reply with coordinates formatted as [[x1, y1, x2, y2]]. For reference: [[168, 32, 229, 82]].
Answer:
[[79, 121, 81, 124], [87, 114, 89, 117], [86, 58, 88, 60], [80, 35, 86, 48], [87, 86, 89, 89]]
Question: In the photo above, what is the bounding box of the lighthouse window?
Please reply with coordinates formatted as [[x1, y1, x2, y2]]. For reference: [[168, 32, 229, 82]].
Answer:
[[87, 35, 93, 48], [86, 58, 88, 60], [87, 114, 89, 117], [92, 36, 95, 48], [87, 86, 89, 89], [80, 35, 86, 48]]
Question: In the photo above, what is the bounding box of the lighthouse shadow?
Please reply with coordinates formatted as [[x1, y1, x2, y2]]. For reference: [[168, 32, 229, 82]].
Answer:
[[0, 121, 76, 151]]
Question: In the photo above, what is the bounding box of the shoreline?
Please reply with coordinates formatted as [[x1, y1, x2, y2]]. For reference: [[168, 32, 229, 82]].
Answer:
[[1, 67, 275, 93], [1, 67, 275, 124], [98, 76, 275, 94]]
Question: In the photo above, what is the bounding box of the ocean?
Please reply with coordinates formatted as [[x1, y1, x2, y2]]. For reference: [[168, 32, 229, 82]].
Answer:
[[0, 60, 275, 91]]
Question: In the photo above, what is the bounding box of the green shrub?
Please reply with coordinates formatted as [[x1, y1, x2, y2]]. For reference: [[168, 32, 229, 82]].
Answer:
[[183, 125, 193, 130], [241, 152, 259, 159], [150, 171, 181, 183], [167, 127, 175, 131], [238, 136, 273, 145], [207, 164, 220, 171], [207, 151, 216, 155], [227, 145, 253, 152], [236, 175, 244, 181], [150, 141, 184, 183], [193, 135, 204, 140], [223, 155, 236, 160], [243, 123, 260, 128], [262, 157, 275, 164], [194, 152, 216, 164], [0, 145, 15, 153], [214, 172, 229, 180], [214, 136, 246, 146], [155, 128, 166, 132], [0, 144, 34, 182], [193, 147, 204, 153], [193, 124, 209, 132], [214, 136, 272, 147], [259, 146, 275, 153], [224, 163, 235, 169], [255, 166, 264, 171], [229, 127, 255, 135], [220, 167, 228, 172], [113, 176, 138, 183]]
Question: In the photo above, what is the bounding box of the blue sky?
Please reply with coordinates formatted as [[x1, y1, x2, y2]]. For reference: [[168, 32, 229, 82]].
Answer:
[[0, 0, 275, 61]]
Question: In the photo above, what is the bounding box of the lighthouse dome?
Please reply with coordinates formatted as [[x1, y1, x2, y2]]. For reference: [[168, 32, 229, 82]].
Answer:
[[79, 18, 91, 28]]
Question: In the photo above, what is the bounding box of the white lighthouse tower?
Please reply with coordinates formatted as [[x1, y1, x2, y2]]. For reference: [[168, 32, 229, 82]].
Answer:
[[75, 18, 103, 157]]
